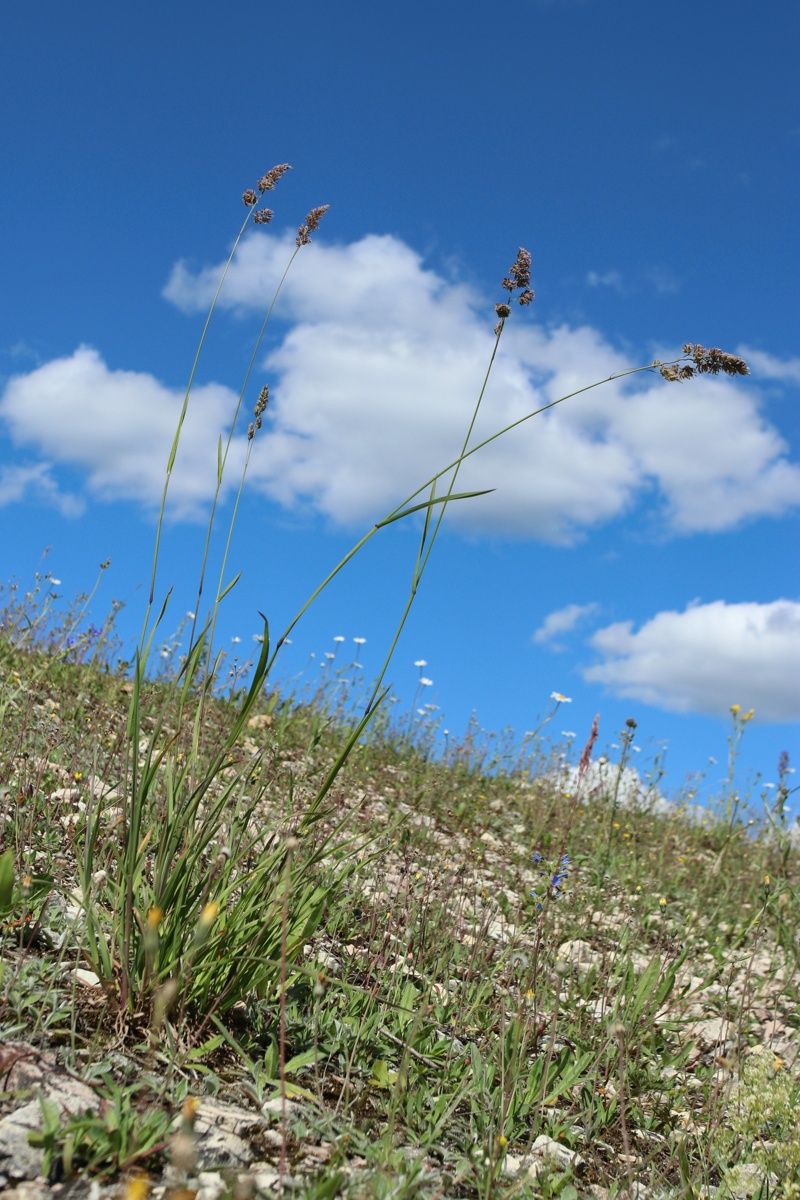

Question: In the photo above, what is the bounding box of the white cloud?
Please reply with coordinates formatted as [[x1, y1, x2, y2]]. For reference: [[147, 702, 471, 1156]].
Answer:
[[586, 270, 623, 291], [738, 346, 800, 387], [614, 376, 800, 532], [0, 463, 84, 516], [2, 231, 799, 540], [644, 266, 680, 295], [533, 602, 599, 647], [583, 599, 800, 722], [163, 231, 800, 539], [0, 346, 243, 520]]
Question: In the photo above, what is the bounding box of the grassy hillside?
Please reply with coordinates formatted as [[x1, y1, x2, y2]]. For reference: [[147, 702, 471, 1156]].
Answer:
[[1, 595, 798, 1199]]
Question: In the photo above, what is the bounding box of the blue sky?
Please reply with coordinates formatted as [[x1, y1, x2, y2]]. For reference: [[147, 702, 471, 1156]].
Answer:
[[1, 0, 798, 807]]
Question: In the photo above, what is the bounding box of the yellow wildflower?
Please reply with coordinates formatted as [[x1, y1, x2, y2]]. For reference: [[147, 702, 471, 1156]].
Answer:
[[146, 907, 163, 930]]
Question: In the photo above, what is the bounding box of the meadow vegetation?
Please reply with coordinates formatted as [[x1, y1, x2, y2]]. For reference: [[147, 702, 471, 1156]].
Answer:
[[0, 167, 796, 1200]]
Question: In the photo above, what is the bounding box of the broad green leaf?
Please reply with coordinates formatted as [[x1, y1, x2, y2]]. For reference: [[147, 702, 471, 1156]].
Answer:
[[370, 1060, 397, 1089], [284, 1048, 318, 1074]]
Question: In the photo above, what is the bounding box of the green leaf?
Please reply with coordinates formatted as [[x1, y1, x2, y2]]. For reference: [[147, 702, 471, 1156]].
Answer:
[[218, 571, 242, 603], [226, 612, 269, 750], [284, 1048, 318, 1074], [654, 961, 678, 1008], [369, 1060, 397, 1089], [542, 1049, 594, 1106], [184, 1034, 225, 1061], [375, 489, 495, 528], [627, 955, 659, 1023], [0, 849, 15, 913], [263, 1041, 279, 1079]]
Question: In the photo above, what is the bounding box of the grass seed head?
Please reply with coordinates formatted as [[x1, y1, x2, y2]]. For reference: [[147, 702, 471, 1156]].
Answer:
[[296, 204, 330, 246], [661, 344, 750, 382], [257, 163, 292, 193]]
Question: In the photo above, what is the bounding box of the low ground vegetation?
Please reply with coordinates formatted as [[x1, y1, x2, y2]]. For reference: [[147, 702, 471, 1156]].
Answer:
[[0, 605, 798, 1199]]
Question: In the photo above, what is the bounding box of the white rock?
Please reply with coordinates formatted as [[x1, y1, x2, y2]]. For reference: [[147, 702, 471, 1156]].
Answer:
[[556, 939, 602, 975], [686, 1016, 731, 1048], [74, 968, 101, 987], [197, 1172, 229, 1200], [524, 1134, 586, 1175], [253, 1168, 281, 1195], [502, 1152, 522, 1175], [719, 1162, 779, 1199]]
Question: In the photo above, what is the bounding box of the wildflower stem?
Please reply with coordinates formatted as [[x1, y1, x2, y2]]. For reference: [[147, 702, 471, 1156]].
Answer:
[[361, 325, 504, 718], [190, 246, 302, 662], [143, 209, 254, 639]]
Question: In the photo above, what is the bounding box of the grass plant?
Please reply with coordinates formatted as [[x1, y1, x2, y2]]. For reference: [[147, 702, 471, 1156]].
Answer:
[[0, 168, 796, 1198]]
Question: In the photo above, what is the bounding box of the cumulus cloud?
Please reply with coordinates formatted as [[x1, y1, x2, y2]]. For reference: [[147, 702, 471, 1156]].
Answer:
[[533, 602, 599, 648], [0, 346, 243, 520], [738, 347, 800, 386], [0, 463, 83, 516], [583, 599, 800, 722], [2, 230, 799, 540], [614, 378, 800, 532], [162, 231, 800, 539]]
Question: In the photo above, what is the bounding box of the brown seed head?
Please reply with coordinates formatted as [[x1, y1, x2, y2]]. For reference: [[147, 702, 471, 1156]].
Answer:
[[689, 344, 750, 377], [242, 189, 258, 207], [495, 303, 511, 319], [253, 208, 273, 224], [508, 247, 532, 291], [296, 204, 330, 246], [247, 422, 255, 441], [254, 384, 269, 416], [660, 364, 696, 382], [306, 204, 330, 230], [663, 345, 750, 381], [498, 247, 534, 319], [578, 714, 600, 777], [257, 163, 292, 193]]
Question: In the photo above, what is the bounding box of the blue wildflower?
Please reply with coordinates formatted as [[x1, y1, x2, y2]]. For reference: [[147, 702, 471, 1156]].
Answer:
[[530, 847, 570, 909]]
